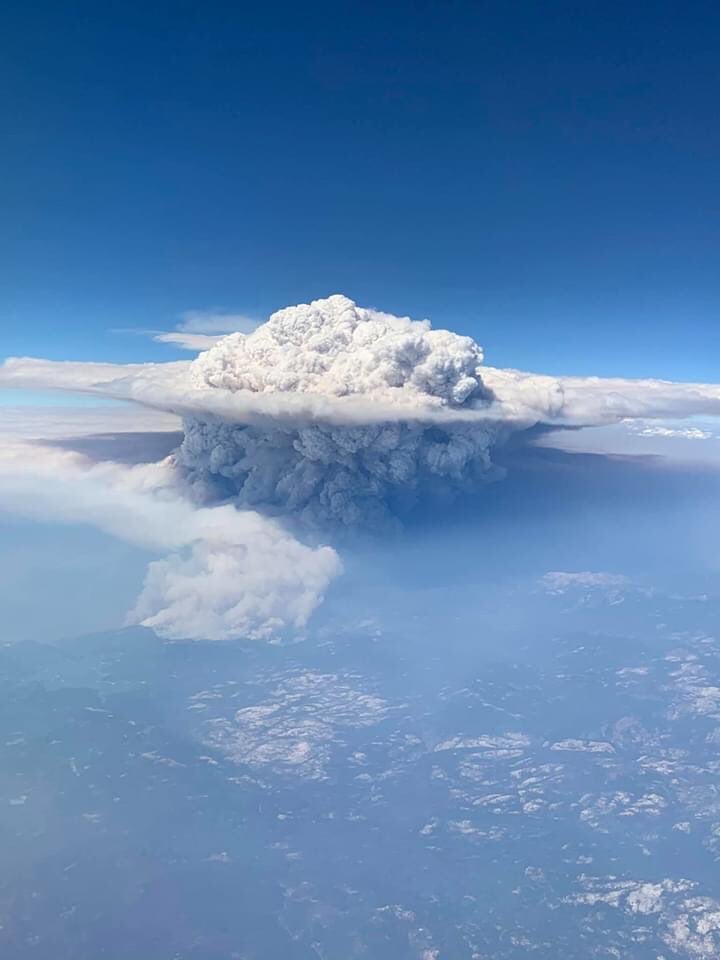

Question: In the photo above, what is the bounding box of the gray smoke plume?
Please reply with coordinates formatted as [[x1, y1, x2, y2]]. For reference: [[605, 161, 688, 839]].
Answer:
[[177, 294, 503, 525]]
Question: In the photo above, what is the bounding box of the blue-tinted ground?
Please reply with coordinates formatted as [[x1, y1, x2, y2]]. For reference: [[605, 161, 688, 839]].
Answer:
[[3, 444, 720, 958], [3, 585, 720, 956]]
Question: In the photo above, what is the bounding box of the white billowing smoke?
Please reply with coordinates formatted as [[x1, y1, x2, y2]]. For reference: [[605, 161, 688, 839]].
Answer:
[[4, 292, 720, 640], [188, 294, 488, 405], [179, 294, 502, 524], [129, 513, 340, 641], [0, 441, 341, 642]]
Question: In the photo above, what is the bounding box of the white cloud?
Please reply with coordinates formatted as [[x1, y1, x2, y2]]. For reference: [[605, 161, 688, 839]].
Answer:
[[176, 309, 259, 335], [115, 310, 259, 353], [0, 357, 159, 392], [539, 571, 631, 594], [153, 312, 259, 351], [153, 332, 225, 351], [153, 310, 258, 353], [0, 402, 180, 441], [4, 293, 720, 526], [0, 441, 341, 641], [481, 366, 720, 427], [625, 421, 714, 440]]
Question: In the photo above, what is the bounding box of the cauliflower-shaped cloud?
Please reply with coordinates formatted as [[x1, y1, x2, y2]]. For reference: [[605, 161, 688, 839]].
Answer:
[[189, 293, 490, 407], [179, 295, 502, 525]]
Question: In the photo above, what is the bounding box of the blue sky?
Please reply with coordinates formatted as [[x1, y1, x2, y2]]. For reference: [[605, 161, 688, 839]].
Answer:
[[2, 0, 720, 379]]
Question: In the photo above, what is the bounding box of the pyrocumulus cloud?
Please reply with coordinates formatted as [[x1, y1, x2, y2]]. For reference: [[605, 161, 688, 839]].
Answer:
[[4, 293, 720, 639], [179, 295, 503, 524]]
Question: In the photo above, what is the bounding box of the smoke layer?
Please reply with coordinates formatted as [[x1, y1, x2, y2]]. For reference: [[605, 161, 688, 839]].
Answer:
[[179, 295, 501, 524], [179, 417, 501, 526]]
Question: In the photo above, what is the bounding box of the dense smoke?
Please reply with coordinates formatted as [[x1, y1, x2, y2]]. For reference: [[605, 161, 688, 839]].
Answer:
[[0, 441, 340, 642], [178, 294, 503, 524], [188, 294, 490, 405], [3, 292, 720, 640]]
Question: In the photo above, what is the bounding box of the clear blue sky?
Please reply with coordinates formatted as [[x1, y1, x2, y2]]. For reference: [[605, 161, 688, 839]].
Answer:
[[2, 0, 719, 378]]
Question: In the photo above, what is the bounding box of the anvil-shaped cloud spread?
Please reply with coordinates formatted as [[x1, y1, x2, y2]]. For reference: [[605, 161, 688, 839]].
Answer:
[[3, 294, 720, 640]]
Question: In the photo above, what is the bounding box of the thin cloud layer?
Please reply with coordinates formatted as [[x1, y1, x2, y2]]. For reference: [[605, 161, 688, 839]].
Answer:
[[112, 309, 260, 353], [153, 331, 224, 351], [540, 571, 631, 594], [176, 309, 259, 335], [0, 403, 179, 441], [154, 311, 259, 351]]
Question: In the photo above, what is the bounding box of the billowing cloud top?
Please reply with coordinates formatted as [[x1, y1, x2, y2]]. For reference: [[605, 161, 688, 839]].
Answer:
[[189, 294, 491, 408], [177, 295, 505, 525]]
